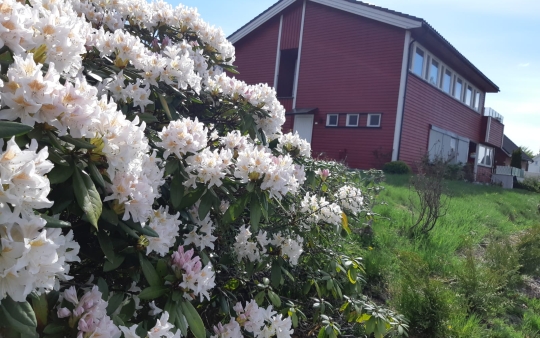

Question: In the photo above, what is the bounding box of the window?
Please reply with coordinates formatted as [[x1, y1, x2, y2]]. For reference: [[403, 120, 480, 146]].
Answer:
[[412, 47, 425, 76], [326, 114, 338, 127], [474, 91, 480, 111], [346, 114, 359, 127], [477, 144, 494, 167], [428, 59, 440, 85], [465, 85, 473, 105], [453, 77, 463, 100], [276, 48, 298, 98], [367, 114, 381, 127], [441, 68, 452, 94]]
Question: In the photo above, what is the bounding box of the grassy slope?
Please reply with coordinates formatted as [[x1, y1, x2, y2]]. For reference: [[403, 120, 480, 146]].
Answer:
[[346, 174, 540, 337]]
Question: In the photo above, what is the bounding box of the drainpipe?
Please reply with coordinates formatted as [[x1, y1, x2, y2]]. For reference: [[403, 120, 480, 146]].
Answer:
[[396, 37, 415, 160]]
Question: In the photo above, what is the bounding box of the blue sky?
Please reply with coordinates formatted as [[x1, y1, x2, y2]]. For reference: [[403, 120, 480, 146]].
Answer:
[[171, 0, 540, 154]]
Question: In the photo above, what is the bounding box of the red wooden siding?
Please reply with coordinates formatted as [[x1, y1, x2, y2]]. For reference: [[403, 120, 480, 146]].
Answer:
[[280, 2, 303, 50], [233, 17, 280, 87], [295, 2, 405, 169], [279, 98, 293, 112], [400, 75, 485, 165], [484, 117, 504, 148], [283, 115, 294, 134]]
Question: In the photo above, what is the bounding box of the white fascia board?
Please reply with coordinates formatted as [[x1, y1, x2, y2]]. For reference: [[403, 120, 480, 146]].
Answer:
[[310, 0, 422, 29], [273, 15, 284, 88], [229, 0, 296, 44], [392, 30, 411, 161], [292, 0, 306, 109]]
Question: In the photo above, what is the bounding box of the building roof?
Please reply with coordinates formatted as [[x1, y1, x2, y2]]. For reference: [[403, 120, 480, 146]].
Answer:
[[502, 135, 533, 162], [228, 0, 499, 92]]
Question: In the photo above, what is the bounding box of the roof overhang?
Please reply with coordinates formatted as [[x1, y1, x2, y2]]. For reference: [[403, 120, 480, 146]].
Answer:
[[285, 107, 318, 115]]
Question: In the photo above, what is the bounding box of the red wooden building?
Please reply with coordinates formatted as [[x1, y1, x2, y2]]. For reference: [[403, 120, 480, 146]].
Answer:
[[229, 0, 503, 182]]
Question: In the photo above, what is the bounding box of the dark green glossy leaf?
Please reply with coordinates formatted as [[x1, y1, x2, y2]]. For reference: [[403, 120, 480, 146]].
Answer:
[[139, 253, 161, 287], [73, 168, 102, 229], [59, 135, 96, 149], [180, 300, 206, 338], [0, 122, 33, 138], [138, 286, 167, 300], [170, 174, 184, 209], [88, 162, 105, 189], [41, 214, 71, 228], [47, 165, 73, 184]]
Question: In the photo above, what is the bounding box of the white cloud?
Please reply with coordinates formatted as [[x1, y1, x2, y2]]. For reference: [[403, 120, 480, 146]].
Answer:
[[518, 63, 530, 67]]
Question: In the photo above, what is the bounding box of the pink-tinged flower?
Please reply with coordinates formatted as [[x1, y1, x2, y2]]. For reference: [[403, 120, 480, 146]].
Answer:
[[316, 169, 330, 181]]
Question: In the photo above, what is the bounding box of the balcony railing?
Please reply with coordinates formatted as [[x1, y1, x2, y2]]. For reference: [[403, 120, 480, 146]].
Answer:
[[484, 107, 504, 123], [495, 165, 524, 178]]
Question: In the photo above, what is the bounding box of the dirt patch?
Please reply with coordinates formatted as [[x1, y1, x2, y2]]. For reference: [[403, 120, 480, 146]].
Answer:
[[521, 275, 540, 299]]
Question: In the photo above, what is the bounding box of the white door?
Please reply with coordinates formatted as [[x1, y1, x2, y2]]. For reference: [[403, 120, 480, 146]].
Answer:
[[294, 114, 314, 143]]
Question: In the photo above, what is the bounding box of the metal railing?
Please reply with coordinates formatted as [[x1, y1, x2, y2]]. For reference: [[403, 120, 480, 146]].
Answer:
[[495, 166, 524, 178], [484, 107, 504, 123]]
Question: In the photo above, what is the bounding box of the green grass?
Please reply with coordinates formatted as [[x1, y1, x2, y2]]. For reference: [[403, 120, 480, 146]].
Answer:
[[346, 174, 540, 337]]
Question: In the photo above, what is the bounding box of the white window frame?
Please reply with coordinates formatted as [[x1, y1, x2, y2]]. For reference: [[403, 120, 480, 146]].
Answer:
[[367, 114, 381, 127], [409, 42, 484, 113], [477, 144, 494, 167], [346, 114, 359, 127], [453, 77, 464, 101], [326, 114, 339, 127], [427, 57, 440, 86]]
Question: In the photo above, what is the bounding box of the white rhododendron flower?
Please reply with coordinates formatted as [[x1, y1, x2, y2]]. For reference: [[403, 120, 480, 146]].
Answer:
[[300, 193, 343, 227], [146, 206, 182, 256], [172, 246, 215, 302], [157, 117, 208, 159], [278, 132, 311, 157], [336, 185, 364, 215]]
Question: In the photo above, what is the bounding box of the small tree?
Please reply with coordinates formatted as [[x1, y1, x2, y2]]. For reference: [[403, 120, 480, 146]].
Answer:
[[511, 149, 523, 169]]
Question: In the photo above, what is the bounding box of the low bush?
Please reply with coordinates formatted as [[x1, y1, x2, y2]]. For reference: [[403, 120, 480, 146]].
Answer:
[[517, 226, 540, 275], [514, 177, 540, 193], [382, 161, 411, 174]]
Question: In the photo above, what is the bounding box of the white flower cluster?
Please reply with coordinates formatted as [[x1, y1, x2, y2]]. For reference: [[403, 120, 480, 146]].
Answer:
[[158, 117, 208, 159], [278, 132, 311, 158], [172, 246, 215, 302], [146, 207, 182, 256], [207, 73, 286, 137], [300, 193, 343, 228], [104, 71, 153, 111], [75, 0, 235, 64], [184, 207, 217, 250], [185, 148, 233, 188], [95, 29, 202, 94], [0, 138, 80, 301], [57, 286, 121, 338], [235, 145, 305, 199], [335, 185, 364, 215], [212, 300, 293, 338], [220, 130, 249, 152], [0, 0, 92, 76], [121, 311, 182, 338], [233, 226, 304, 266]]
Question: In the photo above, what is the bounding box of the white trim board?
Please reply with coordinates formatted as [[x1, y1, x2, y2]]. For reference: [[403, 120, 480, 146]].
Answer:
[[229, 0, 295, 44], [273, 15, 284, 88], [392, 30, 411, 161], [292, 0, 306, 109], [229, 0, 422, 44]]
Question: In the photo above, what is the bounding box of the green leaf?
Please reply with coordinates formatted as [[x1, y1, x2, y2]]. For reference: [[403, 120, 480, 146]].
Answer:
[[156, 259, 168, 278], [73, 168, 102, 229], [271, 260, 282, 288], [88, 162, 106, 188], [100, 207, 118, 226], [317, 328, 326, 338], [222, 195, 248, 224], [158, 94, 173, 121], [139, 253, 161, 287], [267, 290, 281, 308], [135, 113, 159, 123], [97, 278, 109, 301], [47, 149, 69, 166], [250, 198, 262, 230], [198, 191, 213, 220], [123, 220, 159, 237], [180, 300, 206, 338], [97, 230, 115, 262], [103, 254, 125, 272], [118, 221, 138, 239], [59, 135, 96, 149], [0, 122, 33, 138], [254, 291, 265, 306], [0, 298, 37, 336], [41, 214, 71, 228], [106, 293, 124, 316], [119, 298, 135, 322], [43, 323, 65, 334], [138, 286, 167, 300], [170, 174, 184, 209], [30, 293, 47, 329], [178, 187, 206, 210], [47, 165, 73, 184]]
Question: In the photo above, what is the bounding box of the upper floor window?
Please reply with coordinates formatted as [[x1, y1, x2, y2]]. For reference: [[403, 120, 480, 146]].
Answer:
[[326, 114, 338, 127], [367, 114, 381, 127], [453, 77, 463, 100], [441, 68, 452, 94], [409, 42, 483, 112], [412, 47, 425, 77], [346, 114, 359, 127], [428, 58, 440, 85]]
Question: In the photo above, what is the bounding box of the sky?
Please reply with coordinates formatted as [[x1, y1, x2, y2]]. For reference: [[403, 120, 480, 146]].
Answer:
[[170, 0, 540, 154]]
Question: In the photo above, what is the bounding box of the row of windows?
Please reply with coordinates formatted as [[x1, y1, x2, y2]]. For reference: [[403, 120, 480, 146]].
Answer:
[[326, 113, 381, 127], [410, 43, 482, 112]]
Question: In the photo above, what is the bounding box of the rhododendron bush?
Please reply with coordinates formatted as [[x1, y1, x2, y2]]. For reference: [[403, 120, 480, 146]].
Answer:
[[0, 0, 407, 337]]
